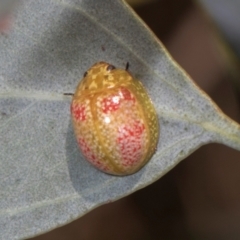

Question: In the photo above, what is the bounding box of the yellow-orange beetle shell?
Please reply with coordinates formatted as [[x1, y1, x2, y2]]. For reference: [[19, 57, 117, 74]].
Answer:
[[71, 62, 159, 176]]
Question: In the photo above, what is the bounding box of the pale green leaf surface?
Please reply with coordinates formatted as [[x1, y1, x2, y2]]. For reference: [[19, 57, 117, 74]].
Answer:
[[0, 0, 240, 239]]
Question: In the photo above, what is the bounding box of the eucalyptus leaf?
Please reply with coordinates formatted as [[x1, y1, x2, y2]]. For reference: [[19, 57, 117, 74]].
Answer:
[[0, 0, 240, 239]]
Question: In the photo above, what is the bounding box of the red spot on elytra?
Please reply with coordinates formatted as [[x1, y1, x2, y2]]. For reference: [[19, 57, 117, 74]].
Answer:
[[120, 87, 135, 101], [77, 138, 109, 171], [101, 88, 135, 114], [101, 96, 120, 114], [133, 120, 145, 135], [71, 103, 86, 121], [117, 120, 146, 167]]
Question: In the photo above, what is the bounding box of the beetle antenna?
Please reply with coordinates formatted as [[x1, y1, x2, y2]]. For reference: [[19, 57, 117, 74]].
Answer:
[[125, 62, 130, 71]]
